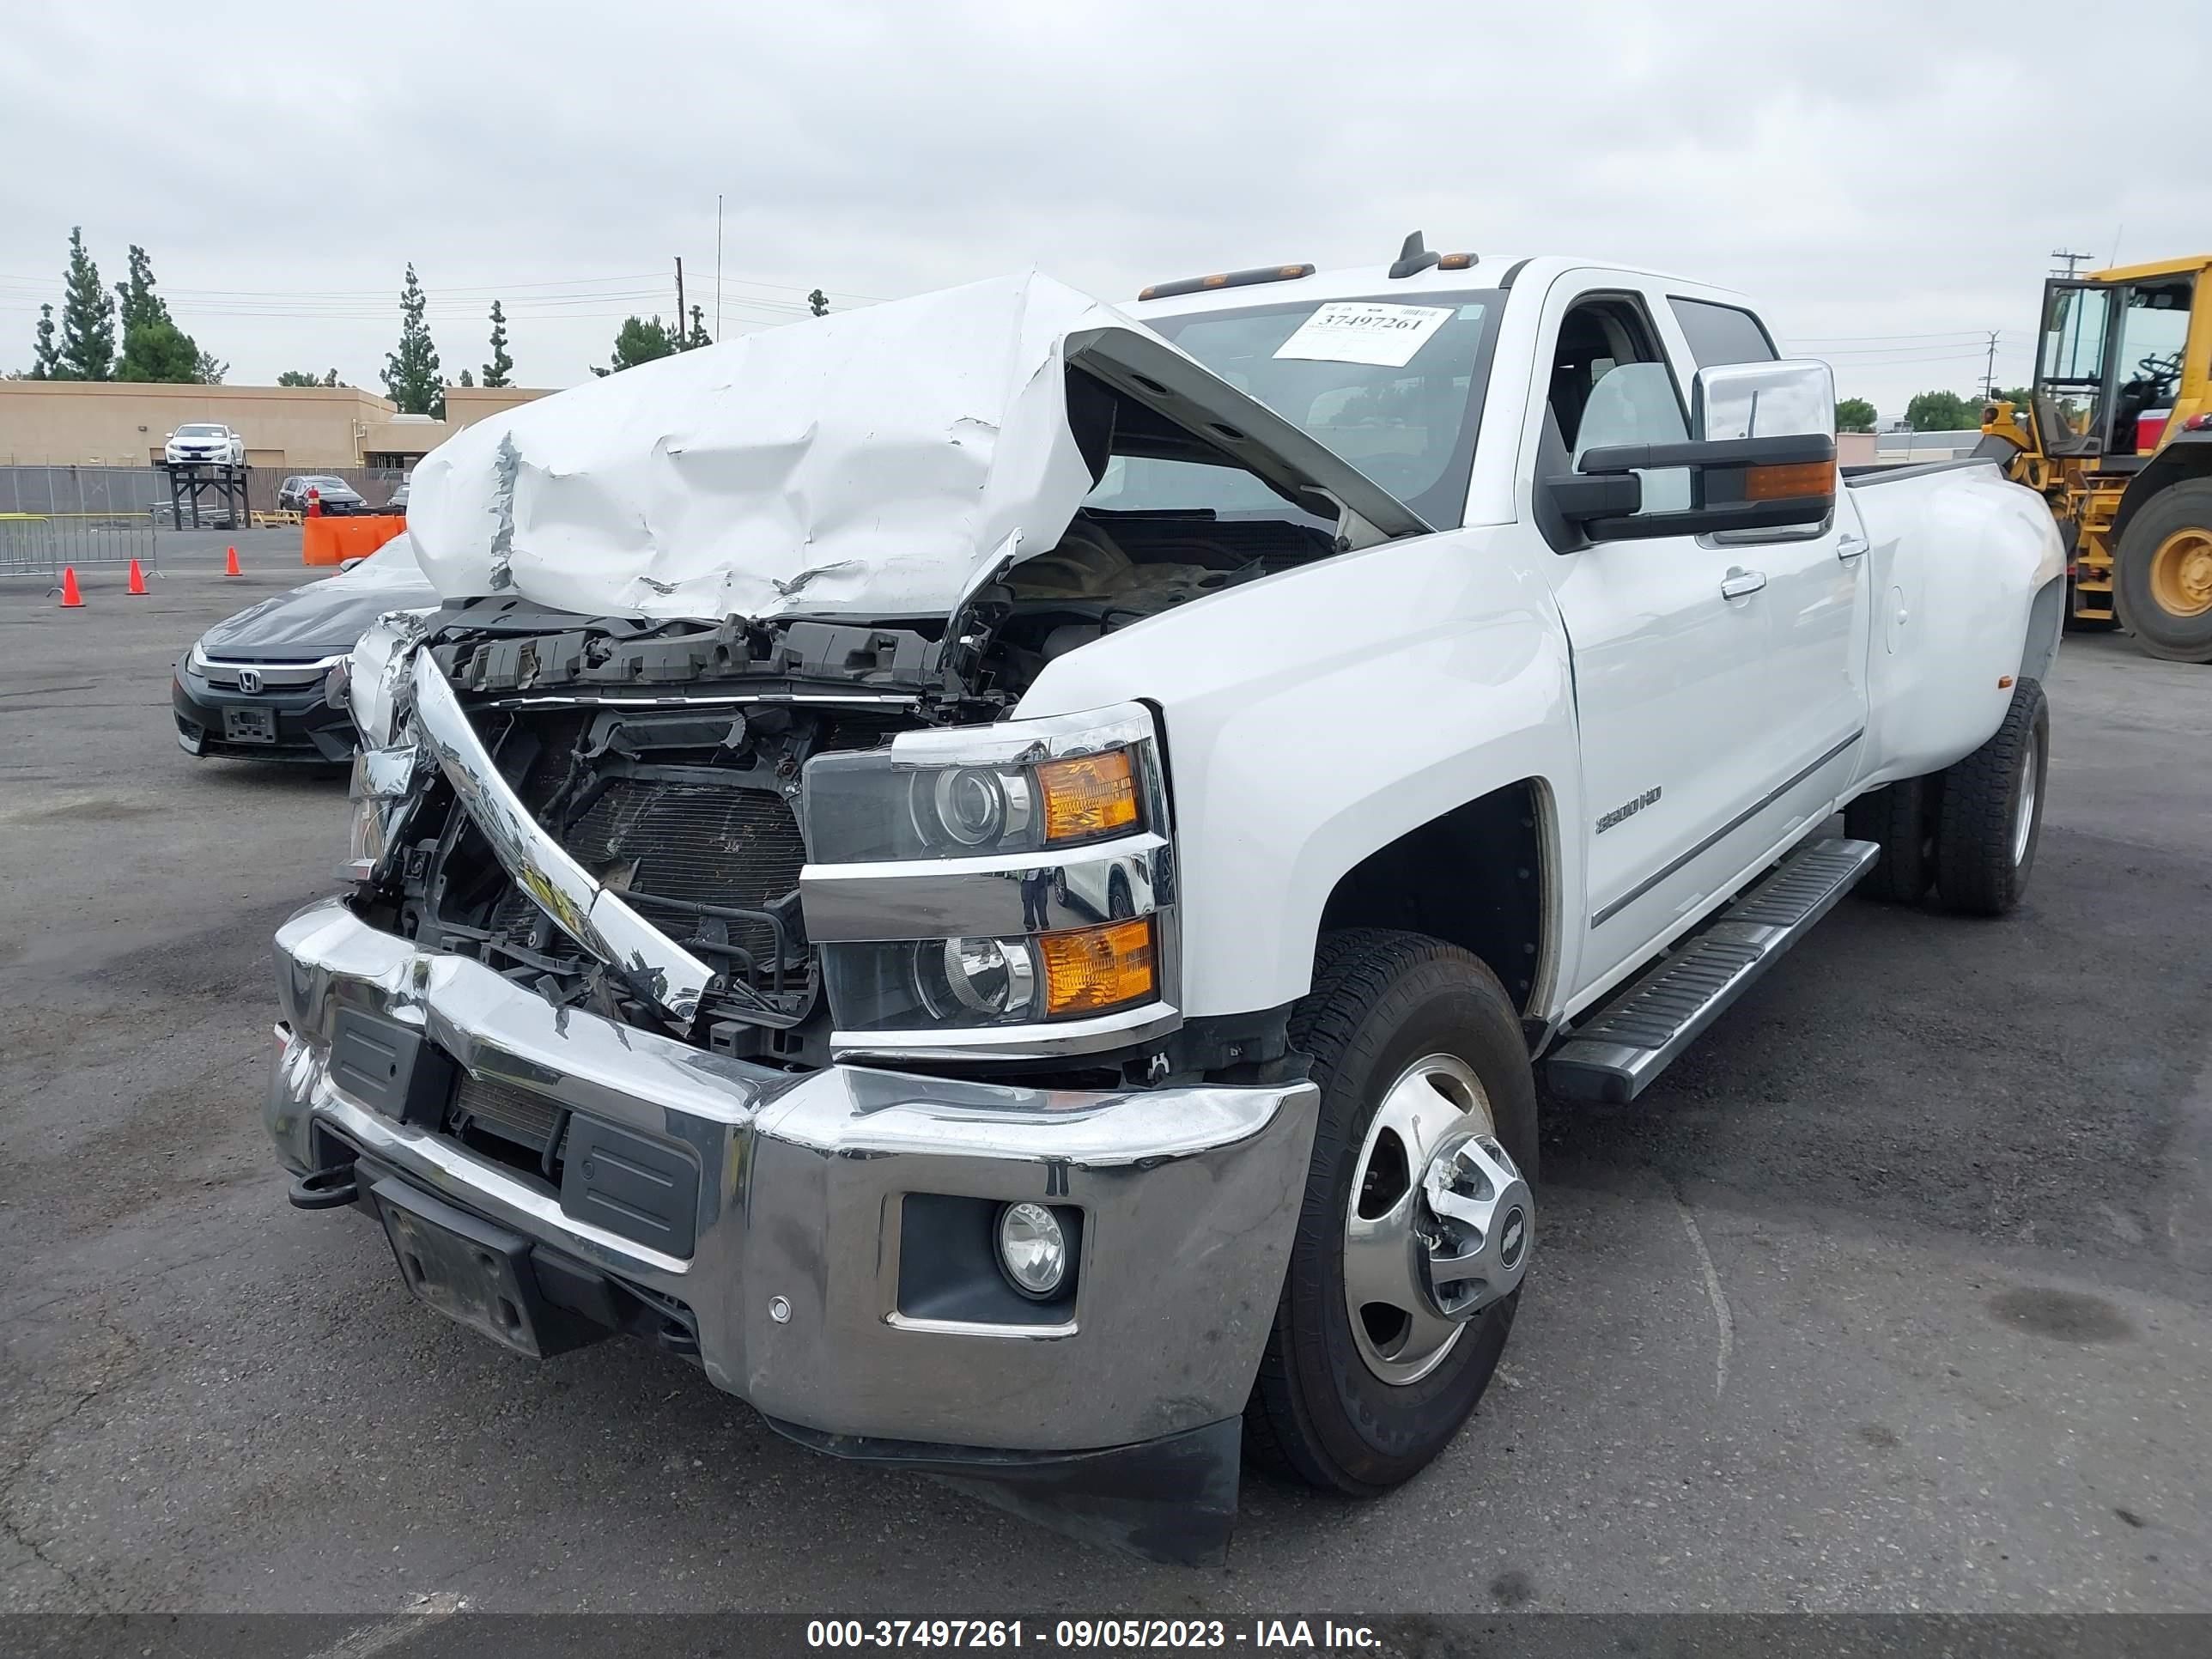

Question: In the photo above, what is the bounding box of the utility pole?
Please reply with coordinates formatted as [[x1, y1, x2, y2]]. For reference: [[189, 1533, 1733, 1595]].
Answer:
[[1983, 330, 2000, 398], [715, 194, 724, 339], [2051, 249, 2094, 278], [675, 257, 686, 349]]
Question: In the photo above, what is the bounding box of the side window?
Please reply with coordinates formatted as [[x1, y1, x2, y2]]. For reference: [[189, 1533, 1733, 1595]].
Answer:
[[1547, 295, 1691, 515], [2113, 276, 2193, 452], [1668, 298, 1778, 368]]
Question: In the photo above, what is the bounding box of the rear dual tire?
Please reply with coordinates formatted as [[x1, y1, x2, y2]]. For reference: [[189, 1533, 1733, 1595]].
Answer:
[[1848, 678, 2048, 916], [1844, 774, 1936, 902]]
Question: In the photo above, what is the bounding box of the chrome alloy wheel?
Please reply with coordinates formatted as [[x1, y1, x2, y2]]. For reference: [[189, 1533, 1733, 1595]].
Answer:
[[1343, 1053, 1534, 1386], [2011, 741, 2039, 867]]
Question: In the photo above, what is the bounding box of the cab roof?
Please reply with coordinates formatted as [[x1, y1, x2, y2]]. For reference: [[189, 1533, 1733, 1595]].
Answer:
[[1127, 253, 1751, 319], [2089, 254, 2212, 285]]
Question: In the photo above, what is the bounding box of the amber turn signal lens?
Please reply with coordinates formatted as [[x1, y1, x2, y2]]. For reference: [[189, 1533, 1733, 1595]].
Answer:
[[1743, 460, 1837, 501], [1036, 751, 1138, 843], [1039, 918, 1154, 1017]]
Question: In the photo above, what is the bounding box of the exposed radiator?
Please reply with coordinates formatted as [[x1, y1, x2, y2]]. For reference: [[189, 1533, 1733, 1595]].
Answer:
[[567, 778, 805, 915], [450, 1072, 563, 1153]]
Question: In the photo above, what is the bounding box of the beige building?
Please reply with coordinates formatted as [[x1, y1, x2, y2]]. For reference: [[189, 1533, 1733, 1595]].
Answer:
[[0, 380, 554, 469]]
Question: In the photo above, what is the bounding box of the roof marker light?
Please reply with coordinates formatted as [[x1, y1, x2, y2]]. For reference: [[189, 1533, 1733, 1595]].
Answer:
[[1138, 264, 1315, 301]]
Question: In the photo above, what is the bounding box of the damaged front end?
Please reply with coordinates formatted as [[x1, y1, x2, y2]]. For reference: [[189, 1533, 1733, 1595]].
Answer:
[[276, 598, 1315, 1564], [263, 270, 1469, 1561]]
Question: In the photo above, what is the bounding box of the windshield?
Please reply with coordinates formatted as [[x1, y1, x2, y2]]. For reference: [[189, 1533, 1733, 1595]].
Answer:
[[177, 424, 225, 437], [335, 536, 424, 584], [1098, 290, 1502, 529]]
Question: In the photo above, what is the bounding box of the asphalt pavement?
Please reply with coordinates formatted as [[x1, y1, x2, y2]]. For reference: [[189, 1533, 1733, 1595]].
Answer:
[[2, 539, 2208, 1623]]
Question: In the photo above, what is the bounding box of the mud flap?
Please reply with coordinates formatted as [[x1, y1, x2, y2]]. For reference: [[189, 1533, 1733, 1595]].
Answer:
[[763, 1415, 1242, 1567]]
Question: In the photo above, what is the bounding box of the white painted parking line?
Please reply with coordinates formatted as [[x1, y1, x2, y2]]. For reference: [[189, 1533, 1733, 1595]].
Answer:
[[302, 1592, 471, 1659]]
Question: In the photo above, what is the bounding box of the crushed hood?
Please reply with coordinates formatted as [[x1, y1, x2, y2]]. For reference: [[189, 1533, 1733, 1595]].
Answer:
[[197, 544, 439, 659], [406, 270, 1426, 623]]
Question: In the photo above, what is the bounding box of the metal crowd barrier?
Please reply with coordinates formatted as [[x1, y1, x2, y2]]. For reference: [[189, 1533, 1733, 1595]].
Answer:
[[0, 513, 161, 583]]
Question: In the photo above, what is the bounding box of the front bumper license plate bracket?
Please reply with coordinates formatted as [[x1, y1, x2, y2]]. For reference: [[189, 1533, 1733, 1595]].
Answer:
[[370, 1178, 606, 1359], [222, 705, 276, 743]]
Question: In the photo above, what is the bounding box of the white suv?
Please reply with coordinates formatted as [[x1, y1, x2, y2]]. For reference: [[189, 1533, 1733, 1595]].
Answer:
[[164, 422, 245, 466]]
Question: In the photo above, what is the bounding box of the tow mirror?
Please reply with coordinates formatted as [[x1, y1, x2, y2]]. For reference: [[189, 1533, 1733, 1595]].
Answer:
[[1565, 359, 1837, 542]]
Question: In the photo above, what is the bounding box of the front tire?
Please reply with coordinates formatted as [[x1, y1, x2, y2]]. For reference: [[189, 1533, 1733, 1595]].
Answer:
[[1243, 929, 1537, 1496], [1934, 678, 2049, 916], [2112, 478, 2212, 662]]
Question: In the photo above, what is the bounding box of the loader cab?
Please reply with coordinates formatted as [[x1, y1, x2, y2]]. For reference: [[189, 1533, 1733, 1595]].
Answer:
[[2034, 261, 2209, 466]]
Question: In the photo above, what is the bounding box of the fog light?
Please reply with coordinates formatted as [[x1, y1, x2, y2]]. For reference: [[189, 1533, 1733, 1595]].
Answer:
[[997, 1201, 1068, 1298]]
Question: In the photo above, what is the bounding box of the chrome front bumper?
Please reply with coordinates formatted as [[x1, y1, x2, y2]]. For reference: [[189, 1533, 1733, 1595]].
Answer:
[[268, 896, 1317, 1453]]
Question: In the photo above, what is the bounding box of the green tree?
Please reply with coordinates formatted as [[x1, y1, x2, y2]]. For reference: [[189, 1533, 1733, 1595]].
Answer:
[[114, 246, 167, 331], [1993, 385, 2033, 408], [114, 245, 216, 384], [591, 314, 678, 376], [1905, 389, 1978, 431], [277, 369, 322, 387], [382, 264, 443, 417], [685, 304, 710, 349], [807, 289, 829, 318], [457, 368, 475, 387], [1835, 397, 1878, 433], [192, 349, 226, 385], [28, 304, 59, 378], [482, 300, 514, 388], [56, 228, 116, 380], [118, 319, 201, 382]]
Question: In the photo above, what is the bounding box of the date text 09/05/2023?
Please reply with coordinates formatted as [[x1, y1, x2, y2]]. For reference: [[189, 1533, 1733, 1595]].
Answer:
[[805, 1620, 1382, 1650]]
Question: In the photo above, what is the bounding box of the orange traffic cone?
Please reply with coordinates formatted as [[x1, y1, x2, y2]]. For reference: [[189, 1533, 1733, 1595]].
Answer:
[[126, 558, 148, 595], [224, 545, 242, 576], [58, 567, 84, 607]]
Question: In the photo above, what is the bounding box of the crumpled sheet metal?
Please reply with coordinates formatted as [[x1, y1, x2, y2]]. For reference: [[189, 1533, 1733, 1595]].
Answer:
[[406, 271, 1128, 623]]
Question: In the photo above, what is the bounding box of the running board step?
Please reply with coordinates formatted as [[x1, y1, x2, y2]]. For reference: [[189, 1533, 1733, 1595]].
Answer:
[[1546, 837, 1880, 1104]]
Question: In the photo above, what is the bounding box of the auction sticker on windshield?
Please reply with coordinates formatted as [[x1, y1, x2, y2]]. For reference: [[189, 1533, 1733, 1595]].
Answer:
[[1272, 301, 1454, 367]]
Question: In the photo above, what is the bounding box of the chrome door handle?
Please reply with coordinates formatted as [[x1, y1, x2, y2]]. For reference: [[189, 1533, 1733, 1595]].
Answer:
[[1837, 533, 1869, 560], [1719, 567, 1767, 599]]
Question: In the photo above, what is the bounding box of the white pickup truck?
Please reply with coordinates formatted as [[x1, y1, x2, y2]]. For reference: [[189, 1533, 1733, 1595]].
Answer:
[[266, 240, 2064, 1564]]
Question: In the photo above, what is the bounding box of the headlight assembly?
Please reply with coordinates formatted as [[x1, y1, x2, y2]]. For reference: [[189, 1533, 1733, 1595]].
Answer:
[[345, 611, 430, 748], [339, 743, 424, 883], [799, 702, 1178, 1058], [803, 708, 1153, 864], [823, 918, 1156, 1035]]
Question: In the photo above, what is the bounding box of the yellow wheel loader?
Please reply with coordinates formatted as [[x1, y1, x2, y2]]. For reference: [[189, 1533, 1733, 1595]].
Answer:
[[1979, 255, 2212, 661]]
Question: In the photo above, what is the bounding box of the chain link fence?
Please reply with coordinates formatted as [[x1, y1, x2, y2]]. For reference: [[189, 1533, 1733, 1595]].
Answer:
[[0, 464, 405, 520]]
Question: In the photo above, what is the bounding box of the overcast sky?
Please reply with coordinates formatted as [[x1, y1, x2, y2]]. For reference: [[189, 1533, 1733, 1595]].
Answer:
[[4, 1, 2206, 418]]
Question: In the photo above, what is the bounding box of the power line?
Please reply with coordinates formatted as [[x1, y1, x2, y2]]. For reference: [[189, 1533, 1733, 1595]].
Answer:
[[0, 269, 888, 306], [1789, 349, 2019, 368], [1787, 328, 1990, 343]]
